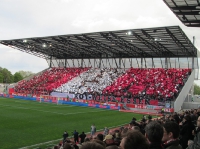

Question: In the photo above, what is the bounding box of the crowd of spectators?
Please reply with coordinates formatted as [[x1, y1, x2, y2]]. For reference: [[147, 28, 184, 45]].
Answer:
[[103, 68, 191, 100], [54, 68, 190, 101], [52, 108, 200, 149], [15, 67, 89, 95], [55, 68, 125, 94], [14, 67, 191, 104]]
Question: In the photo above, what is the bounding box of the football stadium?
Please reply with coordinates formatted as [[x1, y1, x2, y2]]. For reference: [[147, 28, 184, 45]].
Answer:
[[0, 0, 200, 149]]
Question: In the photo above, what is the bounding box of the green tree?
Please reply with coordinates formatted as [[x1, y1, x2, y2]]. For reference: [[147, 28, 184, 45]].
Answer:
[[194, 84, 200, 95], [13, 72, 23, 83], [0, 68, 13, 83], [0, 72, 3, 83], [18, 70, 34, 78]]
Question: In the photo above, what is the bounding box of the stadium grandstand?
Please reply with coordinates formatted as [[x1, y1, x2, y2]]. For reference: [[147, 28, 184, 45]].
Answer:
[[0, 25, 199, 114]]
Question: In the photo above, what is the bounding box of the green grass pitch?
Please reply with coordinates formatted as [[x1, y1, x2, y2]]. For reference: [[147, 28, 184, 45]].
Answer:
[[0, 97, 145, 149]]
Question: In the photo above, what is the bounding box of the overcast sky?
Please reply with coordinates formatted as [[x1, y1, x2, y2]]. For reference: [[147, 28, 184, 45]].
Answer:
[[0, 0, 200, 83]]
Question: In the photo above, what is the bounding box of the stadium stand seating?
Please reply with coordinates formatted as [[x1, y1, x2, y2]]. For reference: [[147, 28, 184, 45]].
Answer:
[[102, 68, 191, 100], [14, 67, 191, 101], [55, 68, 126, 94], [14, 67, 89, 95]]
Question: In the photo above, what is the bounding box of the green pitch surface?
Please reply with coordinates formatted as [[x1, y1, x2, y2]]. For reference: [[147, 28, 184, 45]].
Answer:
[[0, 97, 144, 149]]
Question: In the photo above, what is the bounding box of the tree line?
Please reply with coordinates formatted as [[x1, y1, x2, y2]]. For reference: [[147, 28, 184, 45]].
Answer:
[[194, 84, 200, 95], [0, 67, 34, 83]]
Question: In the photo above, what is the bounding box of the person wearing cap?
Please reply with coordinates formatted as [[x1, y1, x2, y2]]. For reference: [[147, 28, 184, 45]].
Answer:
[[103, 134, 114, 147]]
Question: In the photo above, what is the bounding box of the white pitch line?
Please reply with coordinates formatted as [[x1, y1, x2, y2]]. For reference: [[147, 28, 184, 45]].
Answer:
[[0, 104, 109, 116]]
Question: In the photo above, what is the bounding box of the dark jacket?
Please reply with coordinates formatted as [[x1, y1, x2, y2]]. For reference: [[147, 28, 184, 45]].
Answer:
[[163, 139, 182, 149], [63, 132, 69, 140], [79, 133, 86, 143], [149, 142, 164, 149], [73, 131, 79, 138], [180, 121, 195, 149], [187, 129, 200, 149]]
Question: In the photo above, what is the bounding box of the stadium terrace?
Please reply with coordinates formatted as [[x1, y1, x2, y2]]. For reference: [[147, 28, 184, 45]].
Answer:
[[0, 25, 199, 114]]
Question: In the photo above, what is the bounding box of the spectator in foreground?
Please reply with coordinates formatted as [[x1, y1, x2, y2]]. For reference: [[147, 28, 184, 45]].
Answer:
[[62, 140, 79, 149], [120, 130, 149, 149], [105, 145, 119, 149], [92, 139, 106, 148], [80, 141, 105, 149], [187, 116, 200, 149], [83, 137, 90, 143], [103, 134, 115, 147], [131, 126, 140, 131], [145, 121, 164, 149], [63, 143, 74, 149], [162, 121, 182, 149], [54, 145, 59, 149], [97, 133, 104, 141], [179, 115, 194, 149]]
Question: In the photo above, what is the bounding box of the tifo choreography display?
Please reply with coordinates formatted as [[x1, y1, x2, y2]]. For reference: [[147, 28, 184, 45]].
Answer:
[[2, 67, 189, 114]]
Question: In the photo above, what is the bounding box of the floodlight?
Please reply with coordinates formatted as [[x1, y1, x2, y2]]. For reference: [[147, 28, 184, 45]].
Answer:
[[23, 39, 27, 43], [42, 44, 46, 47], [127, 31, 132, 35]]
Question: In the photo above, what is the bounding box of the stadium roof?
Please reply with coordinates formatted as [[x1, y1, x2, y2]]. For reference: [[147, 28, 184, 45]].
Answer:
[[0, 26, 198, 59], [163, 0, 200, 27]]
